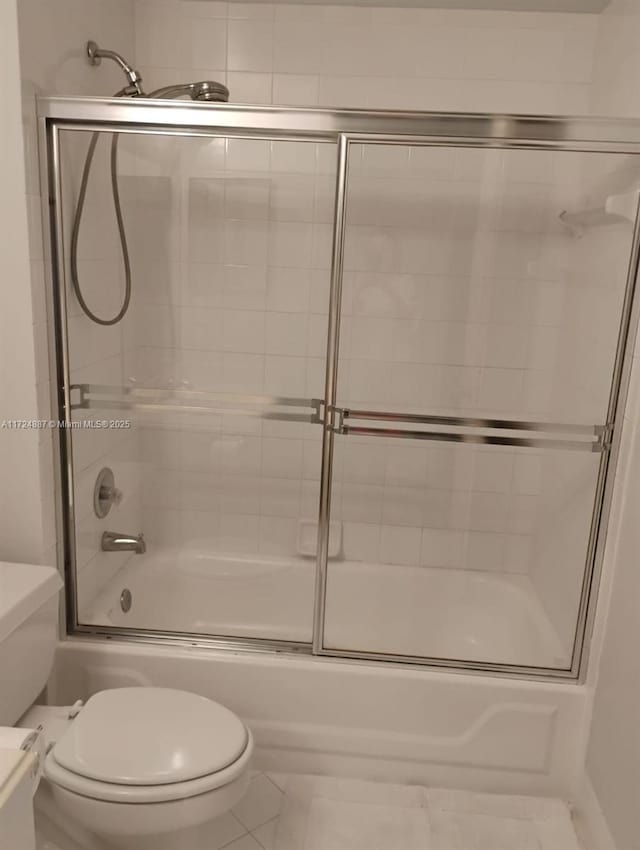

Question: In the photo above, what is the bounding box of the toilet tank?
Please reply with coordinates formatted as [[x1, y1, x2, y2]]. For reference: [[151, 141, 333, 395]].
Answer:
[[0, 563, 63, 725]]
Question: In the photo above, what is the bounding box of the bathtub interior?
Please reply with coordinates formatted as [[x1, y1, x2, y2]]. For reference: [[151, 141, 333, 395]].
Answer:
[[62, 131, 636, 676], [85, 544, 567, 668]]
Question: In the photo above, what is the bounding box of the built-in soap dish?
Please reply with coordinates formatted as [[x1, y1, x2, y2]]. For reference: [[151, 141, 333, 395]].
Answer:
[[297, 519, 343, 559]]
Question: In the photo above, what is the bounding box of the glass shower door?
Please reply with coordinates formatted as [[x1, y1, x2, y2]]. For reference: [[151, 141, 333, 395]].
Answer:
[[321, 143, 636, 670], [50, 108, 640, 673], [59, 127, 336, 644]]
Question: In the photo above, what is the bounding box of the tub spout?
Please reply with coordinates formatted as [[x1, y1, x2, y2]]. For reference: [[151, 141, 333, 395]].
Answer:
[[101, 531, 146, 554]]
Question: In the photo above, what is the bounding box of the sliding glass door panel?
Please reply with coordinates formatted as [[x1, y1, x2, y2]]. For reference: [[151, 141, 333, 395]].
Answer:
[[321, 143, 638, 670], [324, 434, 601, 668], [59, 129, 335, 643]]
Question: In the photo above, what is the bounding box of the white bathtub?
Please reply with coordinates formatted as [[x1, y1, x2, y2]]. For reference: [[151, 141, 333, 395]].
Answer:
[[51, 638, 587, 797], [63, 549, 586, 797], [85, 548, 567, 668]]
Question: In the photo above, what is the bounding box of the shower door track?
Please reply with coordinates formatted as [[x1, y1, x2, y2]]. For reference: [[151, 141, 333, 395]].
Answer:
[[38, 96, 640, 682]]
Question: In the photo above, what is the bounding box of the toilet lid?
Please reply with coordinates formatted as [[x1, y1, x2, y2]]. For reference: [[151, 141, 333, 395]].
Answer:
[[51, 688, 249, 785]]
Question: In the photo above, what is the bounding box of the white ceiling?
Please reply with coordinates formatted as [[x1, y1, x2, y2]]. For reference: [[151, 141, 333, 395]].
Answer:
[[223, 0, 609, 11]]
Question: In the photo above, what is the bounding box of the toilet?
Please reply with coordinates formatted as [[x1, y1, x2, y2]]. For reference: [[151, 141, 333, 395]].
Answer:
[[31, 687, 254, 850], [0, 561, 253, 850]]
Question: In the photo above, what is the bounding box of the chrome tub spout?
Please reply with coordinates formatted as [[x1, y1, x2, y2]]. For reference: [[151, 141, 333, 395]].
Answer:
[[101, 531, 146, 554]]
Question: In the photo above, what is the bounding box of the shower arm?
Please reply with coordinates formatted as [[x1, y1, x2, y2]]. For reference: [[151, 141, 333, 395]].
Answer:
[[87, 40, 145, 96]]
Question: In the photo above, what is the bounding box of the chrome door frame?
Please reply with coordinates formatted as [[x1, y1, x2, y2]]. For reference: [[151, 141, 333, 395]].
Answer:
[[38, 96, 640, 681]]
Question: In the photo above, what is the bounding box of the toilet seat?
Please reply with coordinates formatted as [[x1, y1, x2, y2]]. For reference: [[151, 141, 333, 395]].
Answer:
[[44, 738, 253, 803], [43, 687, 253, 803]]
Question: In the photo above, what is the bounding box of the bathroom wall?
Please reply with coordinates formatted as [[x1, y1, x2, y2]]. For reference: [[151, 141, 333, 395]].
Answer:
[[114, 0, 602, 655], [16, 0, 137, 604], [575, 1, 640, 847], [133, 2, 596, 113], [0, 0, 45, 566]]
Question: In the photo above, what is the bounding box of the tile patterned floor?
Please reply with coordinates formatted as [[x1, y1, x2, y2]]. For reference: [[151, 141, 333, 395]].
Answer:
[[36, 771, 583, 850], [206, 772, 582, 850]]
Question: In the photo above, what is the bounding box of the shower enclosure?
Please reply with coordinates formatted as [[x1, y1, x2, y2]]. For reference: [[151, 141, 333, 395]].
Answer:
[[39, 96, 640, 679]]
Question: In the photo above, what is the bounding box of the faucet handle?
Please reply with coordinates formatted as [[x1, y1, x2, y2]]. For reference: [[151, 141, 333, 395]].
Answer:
[[99, 484, 123, 506], [94, 467, 123, 518]]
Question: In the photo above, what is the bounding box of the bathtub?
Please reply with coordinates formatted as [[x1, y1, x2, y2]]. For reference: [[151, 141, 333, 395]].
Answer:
[[52, 636, 587, 797], [85, 548, 567, 668], [59, 550, 585, 796]]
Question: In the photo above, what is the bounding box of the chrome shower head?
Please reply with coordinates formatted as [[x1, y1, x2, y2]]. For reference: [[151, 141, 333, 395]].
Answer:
[[87, 40, 144, 96], [191, 81, 230, 103], [147, 81, 230, 103]]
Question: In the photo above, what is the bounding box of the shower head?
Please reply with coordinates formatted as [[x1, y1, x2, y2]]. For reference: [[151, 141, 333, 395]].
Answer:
[[191, 80, 230, 102], [148, 81, 230, 103], [87, 40, 144, 96]]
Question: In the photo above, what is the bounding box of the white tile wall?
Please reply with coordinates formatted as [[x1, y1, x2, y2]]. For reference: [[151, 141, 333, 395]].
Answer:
[[17, 0, 136, 585], [133, 3, 597, 112]]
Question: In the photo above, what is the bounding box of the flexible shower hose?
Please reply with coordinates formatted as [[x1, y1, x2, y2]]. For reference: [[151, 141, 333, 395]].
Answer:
[[70, 81, 227, 324], [70, 125, 131, 326]]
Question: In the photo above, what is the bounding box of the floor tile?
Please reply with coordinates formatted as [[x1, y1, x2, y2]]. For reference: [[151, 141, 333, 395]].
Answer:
[[303, 798, 431, 850], [222, 835, 264, 850], [205, 812, 248, 850], [274, 774, 429, 850], [251, 816, 279, 850], [36, 839, 63, 850], [271, 785, 311, 849], [426, 787, 582, 849], [266, 772, 289, 792], [430, 809, 543, 850], [35, 769, 583, 850], [536, 813, 582, 850], [278, 774, 426, 807], [233, 773, 284, 831], [333, 777, 427, 807], [427, 788, 568, 820]]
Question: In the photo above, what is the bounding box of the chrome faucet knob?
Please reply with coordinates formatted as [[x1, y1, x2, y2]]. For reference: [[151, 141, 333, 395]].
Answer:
[[99, 485, 122, 506], [94, 467, 122, 518]]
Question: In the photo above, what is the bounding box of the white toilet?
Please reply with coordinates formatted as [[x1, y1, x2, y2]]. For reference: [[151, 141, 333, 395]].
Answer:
[[0, 562, 253, 850], [35, 687, 253, 849]]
